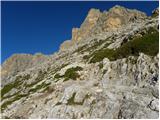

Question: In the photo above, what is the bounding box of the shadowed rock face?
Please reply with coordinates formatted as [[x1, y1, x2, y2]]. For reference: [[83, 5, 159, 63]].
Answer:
[[2, 54, 33, 77], [1, 5, 159, 119], [1, 53, 49, 86], [60, 5, 147, 51]]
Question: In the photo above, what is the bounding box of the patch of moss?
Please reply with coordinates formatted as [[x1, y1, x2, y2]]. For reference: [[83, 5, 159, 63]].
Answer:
[[98, 63, 103, 69], [54, 73, 62, 79], [67, 93, 89, 105], [63, 66, 83, 81], [1, 76, 24, 98], [89, 27, 159, 63], [67, 93, 76, 105], [54, 66, 83, 81], [1, 93, 28, 111], [63, 72, 79, 81], [29, 82, 51, 93], [90, 48, 116, 63], [1, 91, 20, 101]]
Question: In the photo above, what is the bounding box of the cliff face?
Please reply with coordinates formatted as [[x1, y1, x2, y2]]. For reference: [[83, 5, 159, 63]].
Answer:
[[60, 5, 147, 51], [60, 8, 102, 51], [1, 6, 159, 119]]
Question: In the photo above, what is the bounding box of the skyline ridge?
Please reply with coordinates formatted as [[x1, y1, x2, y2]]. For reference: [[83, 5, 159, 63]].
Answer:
[[1, 1, 159, 63]]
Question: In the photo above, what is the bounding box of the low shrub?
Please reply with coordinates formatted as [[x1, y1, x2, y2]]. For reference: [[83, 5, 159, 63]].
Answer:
[[89, 27, 158, 63], [1, 93, 28, 111], [1, 76, 23, 98], [54, 66, 83, 81], [63, 66, 83, 81]]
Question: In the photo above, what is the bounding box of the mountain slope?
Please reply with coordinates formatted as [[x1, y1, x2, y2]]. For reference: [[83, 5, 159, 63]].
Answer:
[[1, 6, 159, 119]]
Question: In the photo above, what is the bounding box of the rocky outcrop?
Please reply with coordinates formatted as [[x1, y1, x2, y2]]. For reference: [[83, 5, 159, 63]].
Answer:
[[73, 9, 102, 42], [1, 53, 50, 86], [59, 40, 73, 51], [152, 7, 159, 17], [1, 5, 159, 119]]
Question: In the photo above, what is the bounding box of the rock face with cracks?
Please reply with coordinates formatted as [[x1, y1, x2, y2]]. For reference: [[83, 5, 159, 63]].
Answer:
[[1, 5, 159, 119]]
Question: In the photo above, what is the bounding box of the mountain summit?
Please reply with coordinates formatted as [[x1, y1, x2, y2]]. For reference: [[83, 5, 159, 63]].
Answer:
[[1, 5, 159, 119], [60, 5, 147, 51]]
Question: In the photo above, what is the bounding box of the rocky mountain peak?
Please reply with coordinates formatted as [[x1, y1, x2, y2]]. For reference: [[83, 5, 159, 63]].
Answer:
[[108, 5, 127, 13], [101, 5, 146, 30], [85, 8, 101, 19], [152, 7, 159, 17], [60, 5, 147, 51], [82, 8, 101, 25], [71, 8, 102, 42]]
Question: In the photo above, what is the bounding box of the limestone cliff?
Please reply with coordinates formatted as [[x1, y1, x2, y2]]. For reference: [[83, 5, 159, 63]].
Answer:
[[60, 5, 147, 51]]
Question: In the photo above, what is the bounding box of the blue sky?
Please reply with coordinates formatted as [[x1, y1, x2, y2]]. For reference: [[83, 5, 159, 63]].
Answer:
[[1, 1, 159, 63]]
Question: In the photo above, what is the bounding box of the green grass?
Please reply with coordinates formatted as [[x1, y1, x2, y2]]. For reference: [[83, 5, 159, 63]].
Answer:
[[1, 71, 49, 111], [1, 74, 31, 110], [63, 70, 80, 81], [29, 82, 51, 93], [98, 63, 103, 69], [54, 66, 83, 81], [1, 72, 50, 111], [1, 93, 28, 111], [89, 27, 159, 63], [1, 92, 20, 101], [1, 75, 25, 98], [115, 28, 158, 58], [63, 67, 83, 81], [66, 93, 90, 105], [90, 49, 116, 63], [66, 93, 77, 105], [54, 73, 62, 79]]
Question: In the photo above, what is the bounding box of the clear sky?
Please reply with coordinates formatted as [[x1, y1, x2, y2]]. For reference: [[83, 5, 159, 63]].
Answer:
[[1, 1, 159, 63]]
